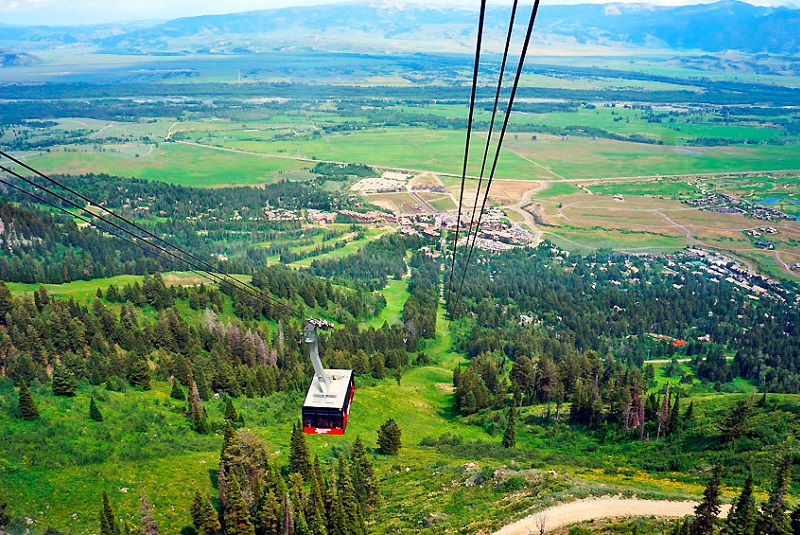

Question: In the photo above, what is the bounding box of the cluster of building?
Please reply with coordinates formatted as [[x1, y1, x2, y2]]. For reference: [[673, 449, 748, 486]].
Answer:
[[577, 248, 797, 309], [684, 193, 792, 221], [263, 208, 304, 222], [746, 226, 778, 238], [338, 210, 396, 223], [395, 208, 535, 250], [682, 248, 795, 305]]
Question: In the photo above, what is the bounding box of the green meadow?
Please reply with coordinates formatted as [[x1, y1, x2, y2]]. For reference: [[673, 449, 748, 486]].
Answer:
[[23, 143, 308, 187]]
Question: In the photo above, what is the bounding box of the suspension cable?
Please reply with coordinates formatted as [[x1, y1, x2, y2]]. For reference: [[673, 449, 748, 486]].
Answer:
[[446, 0, 488, 305], [451, 0, 543, 319]]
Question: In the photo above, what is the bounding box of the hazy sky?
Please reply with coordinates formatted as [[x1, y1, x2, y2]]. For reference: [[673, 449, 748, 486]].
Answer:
[[1, 0, 796, 26]]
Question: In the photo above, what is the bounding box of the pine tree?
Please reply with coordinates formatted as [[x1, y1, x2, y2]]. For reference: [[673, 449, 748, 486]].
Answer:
[[724, 470, 756, 535], [691, 467, 722, 535], [0, 281, 12, 320], [350, 436, 379, 510], [224, 396, 238, 422], [452, 364, 461, 387], [328, 483, 347, 535], [169, 379, 185, 401], [288, 473, 308, 535], [0, 484, 10, 530], [140, 490, 161, 535], [757, 392, 767, 408], [194, 413, 211, 435], [502, 405, 517, 449], [100, 491, 120, 535], [196, 372, 210, 401], [377, 418, 401, 455], [90, 397, 104, 422], [52, 364, 77, 397], [289, 421, 312, 480], [220, 422, 236, 467], [306, 456, 328, 535], [190, 379, 210, 434], [684, 400, 695, 421], [256, 490, 281, 535], [18, 379, 39, 421], [657, 384, 670, 440], [224, 476, 255, 535], [128, 355, 151, 390], [666, 391, 680, 436], [217, 464, 229, 516], [721, 400, 752, 442], [336, 454, 366, 535], [191, 490, 222, 535], [755, 456, 792, 535]]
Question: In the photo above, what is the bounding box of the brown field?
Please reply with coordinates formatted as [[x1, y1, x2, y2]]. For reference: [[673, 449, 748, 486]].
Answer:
[[409, 172, 444, 190], [536, 189, 800, 278], [364, 192, 420, 213], [487, 180, 543, 205]]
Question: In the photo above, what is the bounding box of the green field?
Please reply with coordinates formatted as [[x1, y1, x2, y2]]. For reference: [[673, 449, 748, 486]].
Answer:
[[365, 278, 411, 328], [544, 227, 687, 253], [589, 178, 701, 199], [23, 143, 309, 187]]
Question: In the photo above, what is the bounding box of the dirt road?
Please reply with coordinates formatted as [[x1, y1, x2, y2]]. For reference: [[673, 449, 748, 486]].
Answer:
[[493, 498, 730, 535]]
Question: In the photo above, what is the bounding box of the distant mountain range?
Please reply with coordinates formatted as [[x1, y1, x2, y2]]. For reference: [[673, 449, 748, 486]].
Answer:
[[0, 1, 797, 56]]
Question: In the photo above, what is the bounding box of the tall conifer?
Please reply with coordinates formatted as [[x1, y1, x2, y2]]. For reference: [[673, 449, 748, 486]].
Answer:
[[691, 467, 722, 535], [224, 396, 238, 421], [336, 454, 366, 535], [169, 379, 185, 401], [724, 470, 756, 535], [52, 364, 77, 397], [89, 397, 104, 422], [18, 379, 39, 421], [256, 490, 281, 535], [502, 405, 517, 448], [224, 476, 255, 535], [756, 456, 792, 535], [306, 457, 328, 535], [350, 437, 379, 509], [191, 490, 221, 535], [100, 491, 120, 535], [289, 421, 312, 480]]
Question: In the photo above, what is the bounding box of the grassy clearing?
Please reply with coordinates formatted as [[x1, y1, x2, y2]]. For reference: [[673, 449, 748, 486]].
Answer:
[[504, 137, 800, 180], [5, 272, 250, 305], [24, 143, 309, 187], [545, 226, 687, 253], [365, 278, 411, 328], [287, 228, 389, 267]]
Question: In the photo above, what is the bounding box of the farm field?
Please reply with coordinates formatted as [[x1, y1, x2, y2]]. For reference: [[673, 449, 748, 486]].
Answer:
[[532, 186, 800, 276], [21, 143, 308, 187]]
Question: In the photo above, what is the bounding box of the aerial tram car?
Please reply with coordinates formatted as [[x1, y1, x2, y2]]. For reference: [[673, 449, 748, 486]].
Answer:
[[302, 318, 355, 435]]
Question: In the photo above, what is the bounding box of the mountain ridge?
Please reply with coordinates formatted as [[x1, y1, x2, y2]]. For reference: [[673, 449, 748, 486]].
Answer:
[[0, 1, 798, 56]]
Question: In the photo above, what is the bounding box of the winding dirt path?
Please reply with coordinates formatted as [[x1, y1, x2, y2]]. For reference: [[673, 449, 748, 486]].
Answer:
[[503, 182, 549, 246], [493, 498, 730, 534]]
